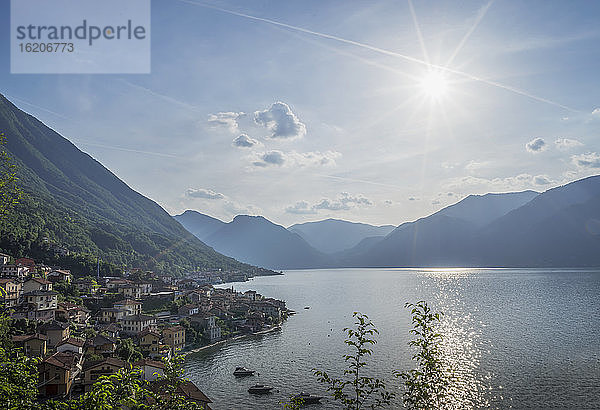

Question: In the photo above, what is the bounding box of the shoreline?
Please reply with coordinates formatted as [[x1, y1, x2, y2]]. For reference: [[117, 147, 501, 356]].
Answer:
[[181, 325, 282, 358]]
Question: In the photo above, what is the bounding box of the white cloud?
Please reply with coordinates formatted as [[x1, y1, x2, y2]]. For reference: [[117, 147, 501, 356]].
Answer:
[[252, 150, 341, 168], [208, 111, 245, 133], [572, 152, 600, 168], [254, 101, 306, 139], [286, 193, 372, 214], [447, 173, 550, 192], [592, 108, 600, 116], [465, 160, 489, 172], [233, 134, 260, 148], [554, 138, 583, 150], [185, 188, 225, 200], [285, 201, 317, 215], [525, 137, 546, 153]]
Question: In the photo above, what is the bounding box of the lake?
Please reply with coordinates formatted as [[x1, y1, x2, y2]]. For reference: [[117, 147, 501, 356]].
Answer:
[[183, 268, 600, 409]]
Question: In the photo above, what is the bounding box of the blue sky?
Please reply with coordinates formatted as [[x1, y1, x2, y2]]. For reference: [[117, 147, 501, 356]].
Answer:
[[2, 0, 600, 226]]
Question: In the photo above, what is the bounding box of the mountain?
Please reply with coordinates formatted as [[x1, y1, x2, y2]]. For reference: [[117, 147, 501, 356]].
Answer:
[[198, 215, 330, 270], [436, 191, 539, 227], [0, 93, 268, 275], [342, 177, 600, 267], [173, 210, 226, 242], [288, 218, 396, 254]]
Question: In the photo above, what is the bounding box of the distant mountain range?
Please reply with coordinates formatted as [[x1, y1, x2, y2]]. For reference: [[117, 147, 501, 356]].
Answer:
[[177, 177, 600, 269], [289, 219, 395, 254], [0, 93, 268, 275]]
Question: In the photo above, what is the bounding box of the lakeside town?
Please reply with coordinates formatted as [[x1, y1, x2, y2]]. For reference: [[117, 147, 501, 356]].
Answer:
[[0, 251, 289, 408]]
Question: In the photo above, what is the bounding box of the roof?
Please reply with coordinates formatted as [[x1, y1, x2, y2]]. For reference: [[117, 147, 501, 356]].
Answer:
[[115, 299, 141, 306], [123, 314, 155, 322], [26, 277, 51, 285], [151, 380, 212, 404], [57, 337, 85, 348], [24, 290, 58, 296], [43, 351, 80, 370], [133, 358, 165, 369], [138, 328, 161, 338], [163, 325, 185, 333], [0, 278, 18, 285], [87, 334, 116, 346], [12, 333, 48, 343], [38, 320, 69, 331], [83, 357, 126, 371]]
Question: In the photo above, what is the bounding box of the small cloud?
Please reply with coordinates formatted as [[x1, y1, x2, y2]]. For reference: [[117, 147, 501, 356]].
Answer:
[[254, 101, 306, 139], [465, 160, 489, 172], [233, 134, 260, 148], [285, 201, 317, 215], [572, 152, 600, 168], [592, 108, 600, 116], [384, 200, 394, 205], [186, 188, 225, 200], [208, 111, 245, 133], [223, 200, 256, 215], [432, 200, 441, 205], [526, 137, 546, 153], [252, 150, 341, 168], [408, 197, 419, 201], [447, 192, 454, 197], [285, 193, 372, 214], [533, 175, 552, 185], [555, 138, 583, 150]]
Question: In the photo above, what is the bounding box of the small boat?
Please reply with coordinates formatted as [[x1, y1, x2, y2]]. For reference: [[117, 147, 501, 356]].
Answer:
[[292, 392, 323, 404], [248, 384, 274, 394], [304, 306, 310, 310], [233, 367, 255, 377]]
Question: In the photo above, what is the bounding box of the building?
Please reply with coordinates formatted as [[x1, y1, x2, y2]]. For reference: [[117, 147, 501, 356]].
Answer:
[[23, 277, 53, 293], [82, 358, 126, 392], [178, 304, 199, 317], [11, 333, 48, 357], [99, 307, 127, 323], [118, 284, 142, 300], [1, 264, 29, 281], [162, 325, 186, 351], [56, 337, 85, 354], [48, 269, 72, 283], [85, 334, 117, 357], [120, 314, 156, 335], [0, 252, 10, 265], [150, 380, 213, 410], [114, 299, 142, 316], [55, 302, 90, 325], [134, 358, 165, 381], [15, 257, 35, 270], [38, 351, 82, 398], [73, 277, 98, 294], [0, 278, 22, 307], [24, 290, 58, 322], [38, 320, 70, 349], [190, 314, 221, 342], [139, 329, 162, 358]]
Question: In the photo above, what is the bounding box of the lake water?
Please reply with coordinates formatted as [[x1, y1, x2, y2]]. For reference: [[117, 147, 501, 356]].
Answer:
[[183, 268, 600, 409]]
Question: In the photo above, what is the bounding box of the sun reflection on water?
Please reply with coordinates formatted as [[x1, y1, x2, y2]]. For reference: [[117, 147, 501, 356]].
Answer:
[[419, 270, 498, 408]]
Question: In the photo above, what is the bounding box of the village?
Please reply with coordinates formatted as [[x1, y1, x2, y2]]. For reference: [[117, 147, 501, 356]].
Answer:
[[0, 251, 289, 408]]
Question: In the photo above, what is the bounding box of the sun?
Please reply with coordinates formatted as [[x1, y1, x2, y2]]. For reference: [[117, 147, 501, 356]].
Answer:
[[419, 70, 449, 99]]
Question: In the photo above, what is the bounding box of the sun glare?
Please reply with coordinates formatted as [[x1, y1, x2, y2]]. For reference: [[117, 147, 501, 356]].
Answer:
[[420, 70, 449, 99]]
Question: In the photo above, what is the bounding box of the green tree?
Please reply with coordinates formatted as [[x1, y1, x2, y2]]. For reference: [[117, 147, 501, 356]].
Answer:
[[313, 312, 394, 409], [395, 301, 452, 409], [0, 133, 21, 219], [0, 315, 40, 410], [116, 338, 143, 362]]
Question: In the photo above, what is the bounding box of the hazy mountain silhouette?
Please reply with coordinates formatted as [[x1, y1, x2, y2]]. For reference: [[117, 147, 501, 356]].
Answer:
[[173, 210, 226, 241], [201, 215, 330, 270], [289, 218, 395, 254], [342, 177, 600, 267]]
